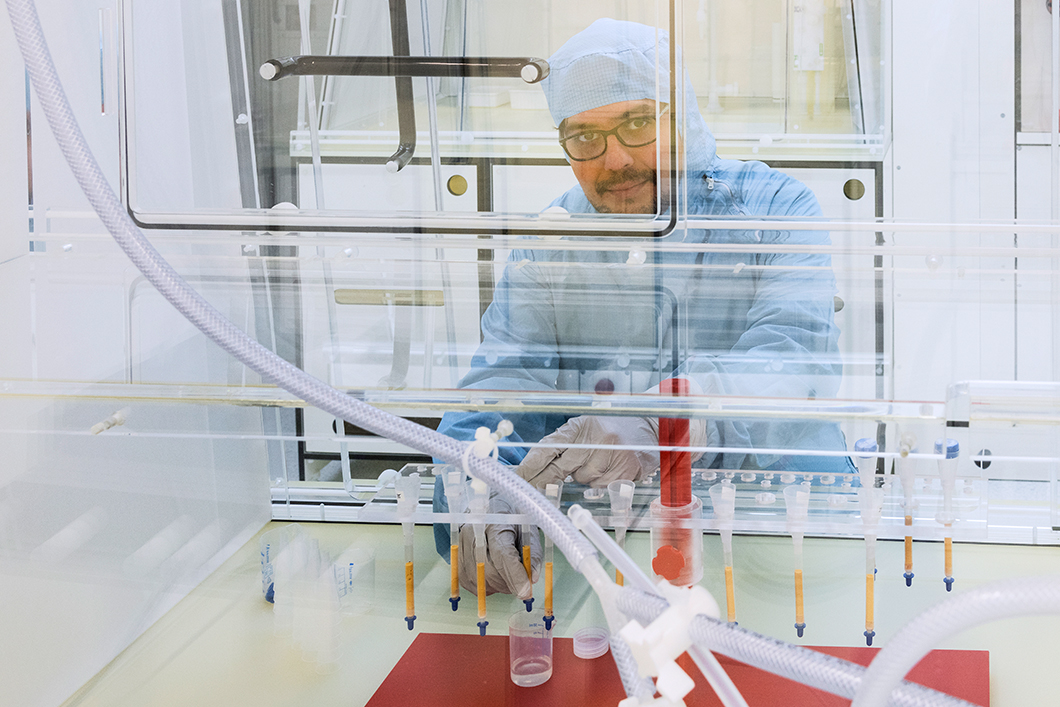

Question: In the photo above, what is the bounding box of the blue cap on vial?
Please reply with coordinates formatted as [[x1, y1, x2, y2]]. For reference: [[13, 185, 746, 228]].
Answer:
[[934, 438, 959, 459], [854, 438, 878, 457]]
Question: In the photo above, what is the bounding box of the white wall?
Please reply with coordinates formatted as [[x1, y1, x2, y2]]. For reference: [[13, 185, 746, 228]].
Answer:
[[890, 0, 1018, 403]]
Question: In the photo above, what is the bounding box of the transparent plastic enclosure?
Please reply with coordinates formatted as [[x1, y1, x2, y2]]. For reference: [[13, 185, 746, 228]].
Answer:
[[119, 0, 885, 229], [99, 0, 1060, 546]]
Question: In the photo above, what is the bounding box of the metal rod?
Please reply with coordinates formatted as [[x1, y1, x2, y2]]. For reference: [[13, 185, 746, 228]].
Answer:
[[386, 0, 416, 172], [260, 55, 550, 82]]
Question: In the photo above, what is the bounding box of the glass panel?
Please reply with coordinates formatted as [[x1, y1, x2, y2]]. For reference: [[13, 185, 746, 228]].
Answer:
[[10, 1, 1060, 703]]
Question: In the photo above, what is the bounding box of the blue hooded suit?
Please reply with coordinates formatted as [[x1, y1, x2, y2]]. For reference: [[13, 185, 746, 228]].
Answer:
[[434, 19, 854, 556]]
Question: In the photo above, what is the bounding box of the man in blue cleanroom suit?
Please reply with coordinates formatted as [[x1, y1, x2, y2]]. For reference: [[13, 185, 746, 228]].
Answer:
[[434, 18, 856, 599]]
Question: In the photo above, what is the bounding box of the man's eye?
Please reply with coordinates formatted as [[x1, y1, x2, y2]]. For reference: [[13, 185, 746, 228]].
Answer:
[[626, 117, 652, 131], [574, 132, 600, 143]]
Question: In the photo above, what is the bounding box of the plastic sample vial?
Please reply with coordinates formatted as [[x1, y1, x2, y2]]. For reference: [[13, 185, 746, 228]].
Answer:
[[509, 612, 552, 687], [573, 627, 610, 659]]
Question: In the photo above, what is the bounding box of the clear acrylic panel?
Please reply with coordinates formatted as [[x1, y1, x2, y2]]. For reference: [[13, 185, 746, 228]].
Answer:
[[11, 1, 1060, 704]]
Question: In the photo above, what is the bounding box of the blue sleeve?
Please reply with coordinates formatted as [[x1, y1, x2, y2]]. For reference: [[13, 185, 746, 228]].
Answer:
[[432, 248, 571, 557], [435, 247, 573, 464], [678, 166, 855, 473]]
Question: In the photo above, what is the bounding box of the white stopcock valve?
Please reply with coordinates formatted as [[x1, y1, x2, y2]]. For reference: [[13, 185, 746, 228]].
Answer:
[[619, 581, 721, 704]]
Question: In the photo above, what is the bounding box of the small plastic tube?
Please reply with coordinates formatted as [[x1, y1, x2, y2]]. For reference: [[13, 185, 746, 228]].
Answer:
[[608, 479, 635, 585], [522, 522, 534, 612], [896, 435, 917, 587], [855, 438, 881, 645], [709, 482, 738, 625], [396, 472, 420, 630], [543, 483, 561, 630], [470, 476, 490, 635], [783, 485, 810, 637], [935, 438, 959, 592], [440, 468, 466, 611]]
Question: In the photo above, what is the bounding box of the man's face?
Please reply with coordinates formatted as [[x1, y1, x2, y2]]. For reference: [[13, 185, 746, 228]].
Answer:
[[561, 100, 670, 215]]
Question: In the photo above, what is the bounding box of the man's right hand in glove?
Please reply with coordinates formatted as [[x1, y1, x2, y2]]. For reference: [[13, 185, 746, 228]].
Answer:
[[516, 413, 709, 491]]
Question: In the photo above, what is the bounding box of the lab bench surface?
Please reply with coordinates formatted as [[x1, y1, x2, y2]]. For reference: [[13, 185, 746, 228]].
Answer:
[[60, 521, 1060, 707]]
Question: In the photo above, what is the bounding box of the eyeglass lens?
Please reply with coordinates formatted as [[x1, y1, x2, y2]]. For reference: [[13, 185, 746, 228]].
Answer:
[[562, 115, 658, 161]]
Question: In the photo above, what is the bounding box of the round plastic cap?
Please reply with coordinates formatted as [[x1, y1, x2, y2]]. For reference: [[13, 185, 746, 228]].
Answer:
[[573, 627, 610, 659], [934, 438, 959, 459], [854, 438, 878, 456]]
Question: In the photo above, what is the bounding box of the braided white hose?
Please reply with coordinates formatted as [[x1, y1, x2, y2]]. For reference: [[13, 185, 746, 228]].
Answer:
[[617, 586, 979, 707], [853, 576, 1060, 707]]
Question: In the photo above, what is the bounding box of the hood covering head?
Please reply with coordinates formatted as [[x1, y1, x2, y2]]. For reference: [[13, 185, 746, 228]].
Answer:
[[540, 18, 716, 172]]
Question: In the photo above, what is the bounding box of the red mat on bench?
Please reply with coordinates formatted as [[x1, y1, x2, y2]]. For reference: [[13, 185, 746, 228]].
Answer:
[[367, 632, 988, 706]]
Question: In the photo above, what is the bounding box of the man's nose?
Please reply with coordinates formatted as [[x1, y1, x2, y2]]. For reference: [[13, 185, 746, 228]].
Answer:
[[602, 134, 635, 170]]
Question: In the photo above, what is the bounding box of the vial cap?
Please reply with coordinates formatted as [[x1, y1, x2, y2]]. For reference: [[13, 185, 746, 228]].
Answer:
[[854, 438, 878, 456], [934, 438, 959, 459]]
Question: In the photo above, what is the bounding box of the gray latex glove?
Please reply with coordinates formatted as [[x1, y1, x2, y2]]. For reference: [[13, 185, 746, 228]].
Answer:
[[516, 414, 708, 490], [457, 495, 541, 600]]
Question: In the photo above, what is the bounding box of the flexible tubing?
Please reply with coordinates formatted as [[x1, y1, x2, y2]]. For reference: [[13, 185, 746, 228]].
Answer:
[[610, 635, 656, 700], [688, 645, 750, 707], [5, 0, 597, 592], [616, 588, 976, 707], [568, 504, 657, 596], [852, 576, 1060, 707]]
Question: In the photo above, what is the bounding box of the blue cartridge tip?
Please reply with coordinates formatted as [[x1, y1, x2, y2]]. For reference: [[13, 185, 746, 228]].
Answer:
[[524, 598, 534, 612], [855, 438, 878, 456], [543, 615, 554, 630], [795, 623, 805, 638], [450, 597, 460, 611], [934, 438, 959, 459], [944, 576, 954, 591], [904, 572, 914, 587], [864, 630, 875, 646], [265, 582, 275, 604], [405, 615, 416, 630], [477, 620, 489, 636]]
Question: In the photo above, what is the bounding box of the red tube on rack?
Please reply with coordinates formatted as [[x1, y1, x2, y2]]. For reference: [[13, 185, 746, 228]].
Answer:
[[658, 377, 692, 507]]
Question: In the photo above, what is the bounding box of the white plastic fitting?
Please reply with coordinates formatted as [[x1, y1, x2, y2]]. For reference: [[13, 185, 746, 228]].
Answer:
[[619, 580, 722, 704], [859, 486, 885, 530], [782, 485, 810, 532], [708, 482, 736, 521], [90, 407, 130, 435], [609, 480, 635, 520], [469, 476, 489, 515], [618, 695, 687, 707], [442, 469, 466, 514], [395, 472, 420, 516]]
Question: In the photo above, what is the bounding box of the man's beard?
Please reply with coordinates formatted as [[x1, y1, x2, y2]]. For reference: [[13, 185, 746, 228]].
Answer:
[[591, 168, 658, 214]]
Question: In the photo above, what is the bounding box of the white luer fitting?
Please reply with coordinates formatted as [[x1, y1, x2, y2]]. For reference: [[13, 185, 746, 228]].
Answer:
[[461, 420, 514, 475], [618, 694, 687, 707], [619, 581, 721, 704]]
